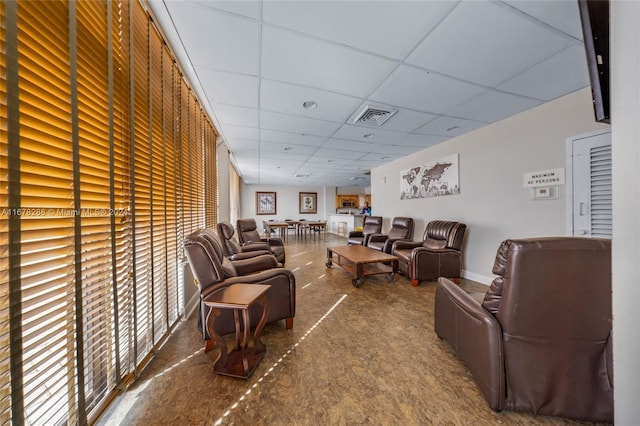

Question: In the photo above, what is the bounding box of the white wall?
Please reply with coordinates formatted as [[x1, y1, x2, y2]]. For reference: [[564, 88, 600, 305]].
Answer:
[[611, 1, 640, 422], [372, 88, 609, 283], [240, 184, 336, 226]]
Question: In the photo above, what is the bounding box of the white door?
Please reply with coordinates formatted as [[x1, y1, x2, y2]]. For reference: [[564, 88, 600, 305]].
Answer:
[[570, 131, 612, 238]]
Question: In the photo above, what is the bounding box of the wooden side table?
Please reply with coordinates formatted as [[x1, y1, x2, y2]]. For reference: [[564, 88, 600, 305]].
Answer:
[[203, 284, 271, 379]]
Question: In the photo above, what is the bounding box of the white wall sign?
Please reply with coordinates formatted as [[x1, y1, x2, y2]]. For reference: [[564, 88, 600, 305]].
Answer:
[[523, 168, 565, 188]]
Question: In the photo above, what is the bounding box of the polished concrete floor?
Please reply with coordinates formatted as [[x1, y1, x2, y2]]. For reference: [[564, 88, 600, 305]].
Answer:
[[98, 233, 603, 425]]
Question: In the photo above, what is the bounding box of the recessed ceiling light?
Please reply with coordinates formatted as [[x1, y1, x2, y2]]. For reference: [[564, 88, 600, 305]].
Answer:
[[363, 133, 374, 139], [327, 159, 334, 163], [284, 147, 293, 151], [302, 100, 317, 110]]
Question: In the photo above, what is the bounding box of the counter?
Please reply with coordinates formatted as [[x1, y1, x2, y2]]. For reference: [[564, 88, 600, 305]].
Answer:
[[327, 214, 367, 235]]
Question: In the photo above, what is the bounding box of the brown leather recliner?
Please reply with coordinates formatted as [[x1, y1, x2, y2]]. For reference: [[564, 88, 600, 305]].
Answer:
[[184, 229, 295, 350], [434, 237, 613, 423], [237, 218, 286, 265], [367, 217, 414, 253], [216, 221, 273, 260], [347, 216, 382, 246], [392, 220, 466, 286]]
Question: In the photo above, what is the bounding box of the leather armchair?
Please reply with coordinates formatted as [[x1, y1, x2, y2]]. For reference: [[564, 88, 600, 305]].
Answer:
[[237, 218, 286, 265], [347, 216, 382, 246], [392, 220, 466, 286], [216, 221, 272, 260], [367, 217, 414, 253], [184, 229, 296, 351], [434, 237, 612, 423]]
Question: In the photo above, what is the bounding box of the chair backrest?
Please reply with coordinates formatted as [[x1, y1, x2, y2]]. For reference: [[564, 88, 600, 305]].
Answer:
[[217, 221, 242, 256], [485, 237, 611, 340], [237, 218, 262, 243], [482, 237, 612, 419], [362, 216, 383, 234], [422, 220, 466, 250], [387, 217, 414, 240], [183, 230, 226, 293]]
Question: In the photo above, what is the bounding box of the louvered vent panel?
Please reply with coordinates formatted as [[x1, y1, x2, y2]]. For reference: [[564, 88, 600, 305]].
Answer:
[[590, 144, 612, 238], [352, 106, 397, 127]]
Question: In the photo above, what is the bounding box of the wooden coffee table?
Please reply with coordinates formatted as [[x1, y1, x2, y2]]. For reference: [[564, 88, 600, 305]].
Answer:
[[326, 245, 398, 288], [202, 284, 270, 379]]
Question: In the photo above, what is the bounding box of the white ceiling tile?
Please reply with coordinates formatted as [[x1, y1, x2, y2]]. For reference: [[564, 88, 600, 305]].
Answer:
[[225, 138, 259, 151], [414, 116, 487, 137], [191, 0, 261, 21], [198, 69, 259, 107], [370, 144, 422, 156], [349, 101, 438, 132], [262, 1, 456, 60], [448, 91, 542, 123], [259, 141, 318, 156], [260, 150, 310, 162], [260, 129, 327, 147], [211, 104, 259, 128], [394, 133, 450, 148], [165, 1, 259, 74], [312, 148, 367, 160], [260, 110, 341, 137], [304, 156, 352, 166], [332, 125, 405, 145], [359, 152, 404, 162], [222, 125, 259, 141], [322, 138, 376, 153], [260, 79, 362, 122], [497, 44, 589, 101], [406, 1, 574, 87], [261, 26, 398, 97], [370, 65, 487, 114], [504, 0, 583, 40]]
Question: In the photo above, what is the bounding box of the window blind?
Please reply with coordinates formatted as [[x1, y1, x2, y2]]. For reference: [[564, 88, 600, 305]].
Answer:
[[0, 0, 218, 422], [132, 0, 152, 365], [76, 0, 114, 418], [16, 2, 76, 424], [0, 1, 12, 423]]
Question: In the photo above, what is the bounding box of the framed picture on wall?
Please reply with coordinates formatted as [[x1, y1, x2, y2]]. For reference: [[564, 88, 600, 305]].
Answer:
[[256, 191, 276, 215], [299, 192, 317, 214]]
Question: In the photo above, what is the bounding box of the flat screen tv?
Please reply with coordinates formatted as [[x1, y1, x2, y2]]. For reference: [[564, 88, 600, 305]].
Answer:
[[578, 0, 610, 123]]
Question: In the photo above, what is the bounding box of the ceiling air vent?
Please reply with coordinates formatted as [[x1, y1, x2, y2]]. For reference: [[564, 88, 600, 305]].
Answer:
[[352, 105, 397, 127]]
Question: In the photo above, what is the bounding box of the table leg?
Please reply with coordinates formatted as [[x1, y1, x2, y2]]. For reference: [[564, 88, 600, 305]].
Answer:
[[326, 248, 333, 267], [206, 307, 229, 372], [253, 293, 269, 353], [241, 308, 250, 373]]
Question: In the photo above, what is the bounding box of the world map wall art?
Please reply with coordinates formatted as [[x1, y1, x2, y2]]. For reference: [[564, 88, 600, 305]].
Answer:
[[400, 154, 460, 200]]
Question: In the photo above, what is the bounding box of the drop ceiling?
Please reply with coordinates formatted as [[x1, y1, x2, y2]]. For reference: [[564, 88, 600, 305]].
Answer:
[[149, 0, 589, 188]]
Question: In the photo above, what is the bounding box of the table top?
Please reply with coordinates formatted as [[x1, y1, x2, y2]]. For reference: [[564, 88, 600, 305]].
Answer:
[[328, 245, 398, 263], [203, 284, 271, 309]]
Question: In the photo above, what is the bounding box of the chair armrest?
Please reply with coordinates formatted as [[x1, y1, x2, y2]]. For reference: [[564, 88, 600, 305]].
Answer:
[[383, 237, 409, 254], [435, 278, 505, 411], [261, 237, 284, 247], [347, 231, 364, 238], [230, 251, 272, 261], [230, 254, 279, 275], [392, 240, 422, 251], [241, 241, 271, 252], [367, 233, 388, 243]]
